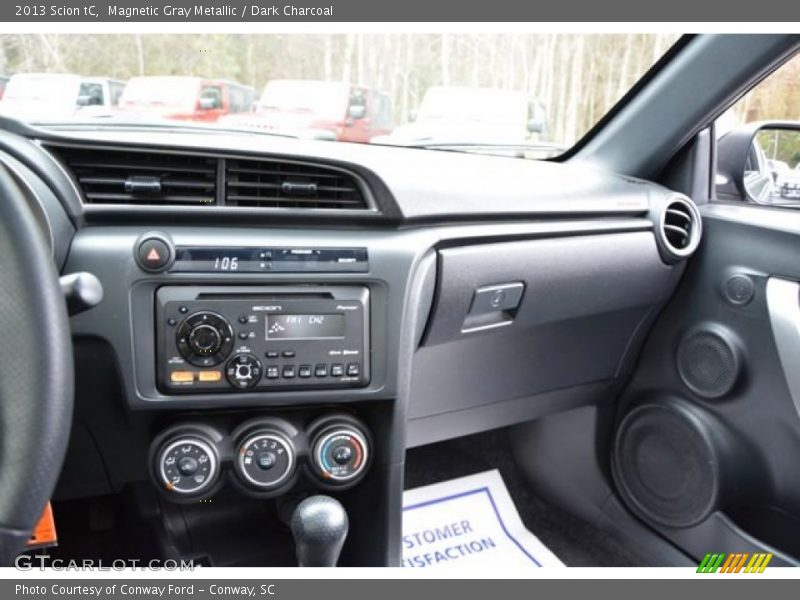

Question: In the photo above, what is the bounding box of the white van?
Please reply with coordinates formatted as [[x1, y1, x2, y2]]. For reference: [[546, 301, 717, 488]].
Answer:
[[0, 73, 125, 120], [375, 86, 546, 146]]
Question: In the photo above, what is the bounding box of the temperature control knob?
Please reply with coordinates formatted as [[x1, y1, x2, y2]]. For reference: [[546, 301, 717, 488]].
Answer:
[[226, 354, 262, 390], [235, 432, 295, 490], [176, 311, 233, 367], [157, 437, 218, 496], [310, 425, 370, 485]]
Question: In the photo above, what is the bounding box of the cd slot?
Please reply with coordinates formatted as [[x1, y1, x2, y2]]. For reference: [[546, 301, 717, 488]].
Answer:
[[196, 293, 333, 301]]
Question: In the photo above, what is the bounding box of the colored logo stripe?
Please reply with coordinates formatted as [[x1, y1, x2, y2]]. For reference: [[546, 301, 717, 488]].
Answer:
[[697, 553, 726, 573], [697, 552, 773, 573], [745, 553, 773, 573]]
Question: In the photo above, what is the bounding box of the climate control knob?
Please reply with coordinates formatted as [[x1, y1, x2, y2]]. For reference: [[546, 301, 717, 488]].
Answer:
[[176, 311, 233, 367], [235, 432, 295, 490], [310, 424, 370, 485], [226, 353, 262, 390], [156, 437, 219, 497]]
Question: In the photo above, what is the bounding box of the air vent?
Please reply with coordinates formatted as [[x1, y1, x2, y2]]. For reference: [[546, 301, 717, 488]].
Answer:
[[51, 146, 217, 206], [225, 158, 367, 210], [658, 196, 702, 261]]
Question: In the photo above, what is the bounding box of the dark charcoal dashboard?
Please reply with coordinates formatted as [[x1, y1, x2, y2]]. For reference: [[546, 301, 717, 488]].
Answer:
[[0, 120, 701, 566]]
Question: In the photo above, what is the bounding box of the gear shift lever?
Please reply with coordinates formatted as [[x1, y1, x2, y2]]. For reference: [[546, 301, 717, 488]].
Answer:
[[289, 495, 349, 567]]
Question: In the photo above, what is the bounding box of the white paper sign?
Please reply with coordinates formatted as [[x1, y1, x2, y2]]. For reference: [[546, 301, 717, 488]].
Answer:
[[402, 469, 565, 570]]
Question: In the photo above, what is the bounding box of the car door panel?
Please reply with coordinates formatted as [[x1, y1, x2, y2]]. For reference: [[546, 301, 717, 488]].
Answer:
[[609, 202, 800, 562]]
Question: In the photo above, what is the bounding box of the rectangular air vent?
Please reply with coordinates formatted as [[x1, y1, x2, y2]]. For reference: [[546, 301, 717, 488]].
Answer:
[[51, 146, 217, 206], [225, 158, 368, 210]]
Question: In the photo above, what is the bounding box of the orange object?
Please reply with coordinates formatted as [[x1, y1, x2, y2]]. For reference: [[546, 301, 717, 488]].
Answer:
[[27, 502, 57, 548], [198, 370, 222, 382], [170, 371, 195, 383]]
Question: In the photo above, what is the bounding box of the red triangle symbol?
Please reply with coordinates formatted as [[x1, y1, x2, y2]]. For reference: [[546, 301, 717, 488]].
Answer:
[[146, 248, 161, 261]]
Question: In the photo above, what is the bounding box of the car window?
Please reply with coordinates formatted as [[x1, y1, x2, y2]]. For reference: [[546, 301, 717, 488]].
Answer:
[[349, 88, 367, 109], [78, 82, 104, 106], [109, 82, 125, 106], [715, 52, 800, 206], [372, 94, 393, 129], [0, 34, 678, 158], [200, 85, 223, 110]]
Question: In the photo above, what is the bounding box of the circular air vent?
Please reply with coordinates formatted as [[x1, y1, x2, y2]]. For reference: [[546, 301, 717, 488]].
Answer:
[[658, 196, 702, 261]]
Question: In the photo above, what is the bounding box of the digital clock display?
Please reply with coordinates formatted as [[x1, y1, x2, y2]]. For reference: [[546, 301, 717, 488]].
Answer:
[[171, 247, 369, 273], [266, 314, 345, 340], [213, 255, 240, 271]]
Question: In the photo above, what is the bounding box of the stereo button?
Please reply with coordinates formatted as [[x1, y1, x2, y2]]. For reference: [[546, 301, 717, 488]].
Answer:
[[226, 354, 262, 390], [346, 363, 360, 377], [282, 366, 296, 379], [298, 365, 312, 378], [314, 364, 328, 378], [170, 371, 194, 383], [265, 366, 280, 380], [330, 364, 344, 377], [198, 370, 222, 382]]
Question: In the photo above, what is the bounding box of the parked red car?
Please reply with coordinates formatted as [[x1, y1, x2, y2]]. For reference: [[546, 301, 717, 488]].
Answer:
[[117, 76, 254, 122], [220, 80, 394, 142]]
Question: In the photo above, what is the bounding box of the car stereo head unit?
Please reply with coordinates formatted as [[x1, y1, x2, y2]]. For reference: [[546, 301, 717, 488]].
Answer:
[[155, 286, 369, 394]]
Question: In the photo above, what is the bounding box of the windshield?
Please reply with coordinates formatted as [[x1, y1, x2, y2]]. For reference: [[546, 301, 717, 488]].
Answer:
[[259, 80, 350, 119], [4, 74, 79, 100], [0, 33, 679, 157], [417, 88, 530, 124], [119, 77, 200, 111], [0, 73, 85, 118]]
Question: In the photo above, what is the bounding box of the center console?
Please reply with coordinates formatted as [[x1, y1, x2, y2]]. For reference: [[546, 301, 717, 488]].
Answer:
[[63, 225, 435, 567]]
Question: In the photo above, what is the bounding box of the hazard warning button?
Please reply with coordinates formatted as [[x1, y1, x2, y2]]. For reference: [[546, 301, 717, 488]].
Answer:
[[136, 237, 171, 272]]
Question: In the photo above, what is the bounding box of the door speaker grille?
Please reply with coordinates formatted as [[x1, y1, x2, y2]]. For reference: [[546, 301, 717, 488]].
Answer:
[[676, 328, 740, 399]]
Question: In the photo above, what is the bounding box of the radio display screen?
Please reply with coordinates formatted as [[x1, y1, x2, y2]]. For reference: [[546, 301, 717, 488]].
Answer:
[[266, 314, 345, 340]]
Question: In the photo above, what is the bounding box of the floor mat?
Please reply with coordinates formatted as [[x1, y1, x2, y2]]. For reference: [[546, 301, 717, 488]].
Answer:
[[402, 469, 564, 570], [404, 429, 647, 566]]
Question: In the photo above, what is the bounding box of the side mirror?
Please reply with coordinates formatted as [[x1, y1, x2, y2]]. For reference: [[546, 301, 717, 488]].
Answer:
[[76, 95, 91, 107], [716, 121, 800, 205], [199, 97, 219, 110], [526, 117, 544, 134], [348, 105, 366, 120]]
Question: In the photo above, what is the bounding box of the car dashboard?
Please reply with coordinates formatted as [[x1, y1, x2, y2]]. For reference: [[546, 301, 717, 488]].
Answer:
[[0, 122, 700, 566]]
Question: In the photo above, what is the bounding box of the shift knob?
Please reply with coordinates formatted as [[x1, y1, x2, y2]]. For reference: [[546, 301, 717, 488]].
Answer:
[[290, 495, 349, 567]]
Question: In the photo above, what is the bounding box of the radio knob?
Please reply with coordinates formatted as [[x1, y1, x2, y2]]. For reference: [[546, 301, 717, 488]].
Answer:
[[176, 311, 233, 367], [188, 323, 222, 355]]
